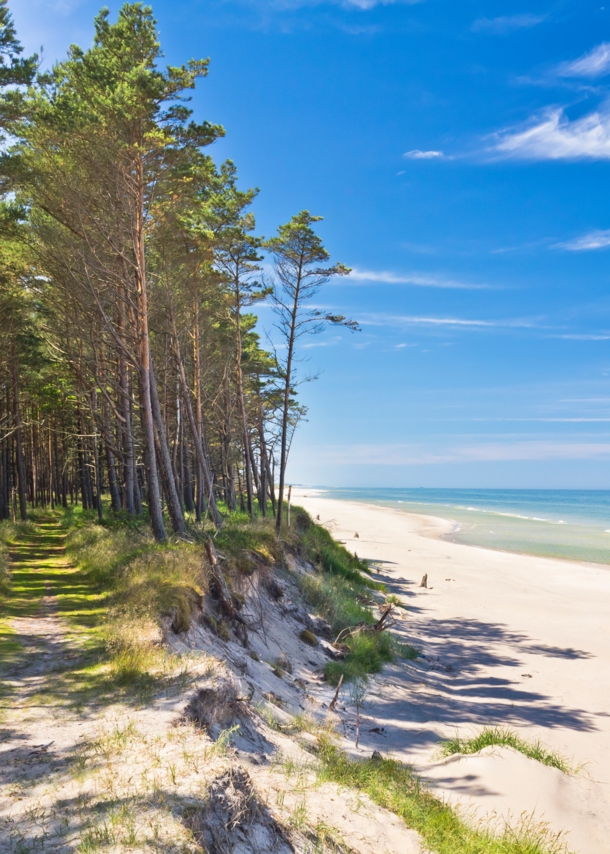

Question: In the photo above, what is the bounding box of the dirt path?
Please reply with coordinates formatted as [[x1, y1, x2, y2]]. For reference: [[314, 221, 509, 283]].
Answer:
[[0, 519, 259, 853]]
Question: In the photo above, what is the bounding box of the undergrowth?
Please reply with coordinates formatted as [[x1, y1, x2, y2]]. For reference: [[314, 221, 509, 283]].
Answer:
[[65, 521, 208, 684], [0, 521, 13, 600], [316, 739, 571, 854], [297, 513, 383, 591], [294, 508, 415, 684], [439, 727, 573, 774]]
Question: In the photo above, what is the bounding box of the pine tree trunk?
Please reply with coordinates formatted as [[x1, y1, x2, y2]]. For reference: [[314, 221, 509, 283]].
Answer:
[[12, 357, 27, 521]]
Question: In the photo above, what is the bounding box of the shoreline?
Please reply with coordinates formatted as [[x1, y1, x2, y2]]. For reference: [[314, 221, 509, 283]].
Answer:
[[299, 488, 610, 569], [292, 488, 610, 853]]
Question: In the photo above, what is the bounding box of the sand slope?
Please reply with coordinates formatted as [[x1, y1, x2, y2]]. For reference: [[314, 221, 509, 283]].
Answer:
[[293, 489, 610, 853]]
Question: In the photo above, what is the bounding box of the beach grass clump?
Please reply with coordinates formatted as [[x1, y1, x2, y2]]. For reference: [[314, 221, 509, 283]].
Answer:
[[326, 629, 395, 684], [213, 511, 280, 573], [298, 568, 404, 684], [440, 727, 572, 773], [66, 521, 208, 684], [297, 512, 384, 591], [316, 738, 570, 854]]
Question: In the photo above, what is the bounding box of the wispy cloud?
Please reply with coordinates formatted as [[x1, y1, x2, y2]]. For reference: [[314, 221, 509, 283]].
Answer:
[[358, 312, 537, 329], [471, 14, 546, 34], [558, 43, 610, 78], [306, 440, 610, 466], [553, 333, 610, 341], [404, 149, 448, 159], [271, 0, 419, 8], [347, 268, 491, 289], [555, 228, 610, 250], [490, 104, 610, 161]]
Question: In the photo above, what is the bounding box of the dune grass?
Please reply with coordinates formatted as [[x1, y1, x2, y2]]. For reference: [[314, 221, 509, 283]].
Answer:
[[317, 739, 571, 854], [297, 513, 384, 591], [65, 520, 208, 685], [439, 727, 573, 774], [294, 509, 417, 684]]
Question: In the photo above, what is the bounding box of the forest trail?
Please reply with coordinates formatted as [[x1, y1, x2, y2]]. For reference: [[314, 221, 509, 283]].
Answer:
[[0, 517, 89, 851], [2, 518, 71, 679], [0, 518, 232, 854]]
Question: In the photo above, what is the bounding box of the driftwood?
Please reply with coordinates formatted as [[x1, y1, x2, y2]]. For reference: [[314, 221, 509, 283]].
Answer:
[[332, 604, 396, 647], [419, 573, 428, 589]]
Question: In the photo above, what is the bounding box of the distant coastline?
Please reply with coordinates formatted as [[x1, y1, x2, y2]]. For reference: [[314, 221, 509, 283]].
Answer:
[[297, 487, 610, 565]]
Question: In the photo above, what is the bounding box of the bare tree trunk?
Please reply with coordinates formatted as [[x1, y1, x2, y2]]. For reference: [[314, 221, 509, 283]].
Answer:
[[12, 358, 27, 521], [133, 151, 166, 543], [234, 290, 254, 519], [168, 303, 221, 528], [149, 356, 185, 534]]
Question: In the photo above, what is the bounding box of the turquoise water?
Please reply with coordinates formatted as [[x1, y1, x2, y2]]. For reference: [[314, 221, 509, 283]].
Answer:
[[314, 488, 610, 565]]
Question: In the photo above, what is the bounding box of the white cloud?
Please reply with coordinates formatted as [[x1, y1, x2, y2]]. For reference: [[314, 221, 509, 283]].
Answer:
[[472, 14, 546, 34], [404, 149, 447, 159], [347, 268, 490, 289], [490, 104, 610, 161], [304, 440, 610, 466], [363, 313, 495, 328], [272, 0, 417, 8], [357, 311, 544, 331], [558, 43, 610, 78], [553, 334, 610, 341], [556, 228, 610, 250]]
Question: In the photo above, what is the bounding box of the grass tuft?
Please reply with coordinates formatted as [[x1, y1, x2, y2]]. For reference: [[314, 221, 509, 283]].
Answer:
[[439, 727, 573, 773], [316, 738, 571, 854]]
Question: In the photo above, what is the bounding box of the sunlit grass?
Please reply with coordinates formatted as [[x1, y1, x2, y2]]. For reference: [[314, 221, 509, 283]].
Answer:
[[439, 727, 573, 774], [316, 738, 572, 854]]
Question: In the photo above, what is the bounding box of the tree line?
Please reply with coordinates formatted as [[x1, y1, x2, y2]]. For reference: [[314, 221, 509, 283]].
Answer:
[[0, 2, 356, 539]]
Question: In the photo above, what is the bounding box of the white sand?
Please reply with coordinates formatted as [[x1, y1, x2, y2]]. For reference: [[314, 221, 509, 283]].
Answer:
[[292, 489, 610, 854]]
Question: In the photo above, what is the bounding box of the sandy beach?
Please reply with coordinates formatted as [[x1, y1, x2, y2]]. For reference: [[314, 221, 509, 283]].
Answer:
[[292, 488, 610, 854]]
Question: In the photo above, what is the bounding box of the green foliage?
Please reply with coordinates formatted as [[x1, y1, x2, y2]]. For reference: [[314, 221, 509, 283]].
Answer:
[[0, 520, 13, 600], [299, 572, 373, 635], [317, 739, 571, 854], [325, 629, 394, 685], [439, 727, 572, 774]]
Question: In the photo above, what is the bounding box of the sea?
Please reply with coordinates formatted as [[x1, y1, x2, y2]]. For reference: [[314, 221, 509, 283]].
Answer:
[[312, 488, 610, 566]]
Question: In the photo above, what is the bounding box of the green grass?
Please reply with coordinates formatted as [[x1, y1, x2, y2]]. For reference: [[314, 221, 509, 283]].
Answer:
[[295, 512, 414, 684], [298, 514, 384, 591], [439, 727, 573, 774], [325, 628, 395, 684], [316, 739, 571, 854]]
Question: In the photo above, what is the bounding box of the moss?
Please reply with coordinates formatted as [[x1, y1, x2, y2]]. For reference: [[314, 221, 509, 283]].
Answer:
[[204, 614, 231, 642], [299, 628, 318, 647]]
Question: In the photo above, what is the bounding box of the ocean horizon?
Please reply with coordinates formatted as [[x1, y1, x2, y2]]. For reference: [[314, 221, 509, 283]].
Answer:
[[305, 487, 610, 566]]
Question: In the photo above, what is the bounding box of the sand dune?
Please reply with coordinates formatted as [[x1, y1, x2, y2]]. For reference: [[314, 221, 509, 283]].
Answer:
[[293, 489, 610, 854]]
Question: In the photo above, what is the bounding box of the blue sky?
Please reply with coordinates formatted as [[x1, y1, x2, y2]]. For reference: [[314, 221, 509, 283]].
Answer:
[[14, 0, 610, 488]]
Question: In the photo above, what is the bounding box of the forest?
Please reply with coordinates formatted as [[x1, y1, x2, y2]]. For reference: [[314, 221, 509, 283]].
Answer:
[[0, 0, 354, 540]]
